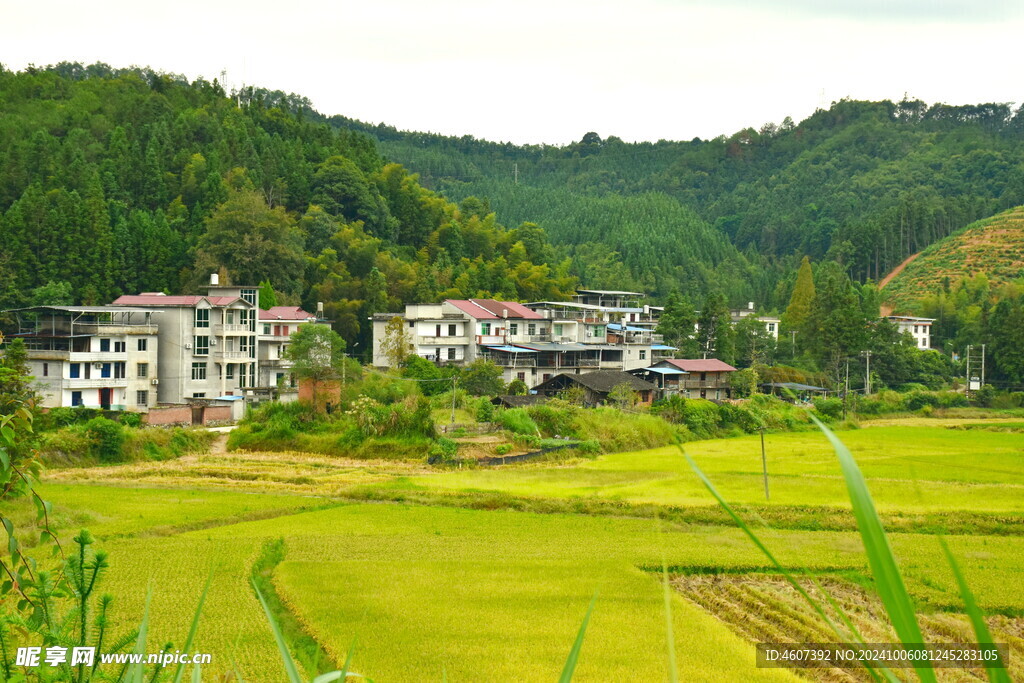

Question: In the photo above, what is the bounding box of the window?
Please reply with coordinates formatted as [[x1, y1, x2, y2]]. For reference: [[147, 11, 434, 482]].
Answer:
[[100, 338, 110, 352], [136, 390, 148, 406], [226, 364, 234, 380], [528, 323, 536, 335], [69, 363, 80, 379], [448, 324, 457, 336], [700, 372, 707, 381], [192, 393, 206, 398], [194, 336, 210, 355], [114, 362, 126, 379], [71, 391, 83, 407], [275, 325, 283, 337], [137, 363, 148, 378], [195, 308, 210, 328], [42, 363, 48, 377], [263, 324, 271, 335], [100, 363, 112, 379], [517, 372, 526, 381], [191, 362, 207, 380], [241, 288, 257, 306], [592, 325, 605, 337], [447, 347, 456, 360], [137, 338, 147, 351], [408, 321, 414, 328], [554, 324, 563, 336], [480, 322, 491, 335], [509, 323, 518, 335], [639, 350, 647, 360], [114, 341, 126, 353], [436, 324, 442, 337]]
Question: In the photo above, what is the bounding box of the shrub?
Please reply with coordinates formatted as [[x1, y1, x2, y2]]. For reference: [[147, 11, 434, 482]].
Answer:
[[497, 408, 539, 435], [812, 397, 844, 421], [903, 391, 938, 411], [495, 444, 511, 455], [527, 400, 578, 438], [84, 417, 126, 463], [427, 437, 459, 465], [474, 398, 495, 423], [680, 399, 718, 438]]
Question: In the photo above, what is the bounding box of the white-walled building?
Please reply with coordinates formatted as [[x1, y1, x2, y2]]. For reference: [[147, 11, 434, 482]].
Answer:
[[5, 306, 160, 411], [887, 315, 934, 349], [258, 306, 319, 397]]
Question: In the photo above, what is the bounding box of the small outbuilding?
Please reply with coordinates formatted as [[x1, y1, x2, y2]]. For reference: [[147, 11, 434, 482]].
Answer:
[[760, 382, 830, 402], [531, 370, 658, 406], [491, 394, 549, 408]]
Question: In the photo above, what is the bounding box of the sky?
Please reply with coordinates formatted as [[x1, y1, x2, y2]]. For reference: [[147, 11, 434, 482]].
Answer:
[[3, 0, 1023, 145]]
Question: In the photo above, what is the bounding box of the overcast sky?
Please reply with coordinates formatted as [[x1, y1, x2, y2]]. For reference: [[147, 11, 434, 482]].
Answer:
[[3, 0, 1022, 144]]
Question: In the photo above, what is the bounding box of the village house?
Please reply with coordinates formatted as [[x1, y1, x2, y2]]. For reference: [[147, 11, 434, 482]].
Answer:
[[531, 369, 658, 406], [3, 305, 160, 411], [648, 358, 738, 399], [886, 315, 934, 349]]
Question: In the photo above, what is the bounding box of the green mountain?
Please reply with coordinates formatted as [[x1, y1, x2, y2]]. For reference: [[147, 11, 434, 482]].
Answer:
[[881, 205, 1024, 313], [331, 99, 1024, 304]]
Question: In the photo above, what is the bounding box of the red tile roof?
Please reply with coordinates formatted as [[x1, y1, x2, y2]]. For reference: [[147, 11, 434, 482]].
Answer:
[[260, 306, 315, 320], [445, 299, 543, 320], [113, 294, 246, 306], [661, 358, 738, 373]]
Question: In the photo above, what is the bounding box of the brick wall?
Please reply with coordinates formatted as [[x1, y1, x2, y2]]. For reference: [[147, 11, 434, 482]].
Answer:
[[143, 404, 192, 425]]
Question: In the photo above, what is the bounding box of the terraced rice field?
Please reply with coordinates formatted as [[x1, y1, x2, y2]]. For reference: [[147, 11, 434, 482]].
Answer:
[[19, 422, 1024, 681]]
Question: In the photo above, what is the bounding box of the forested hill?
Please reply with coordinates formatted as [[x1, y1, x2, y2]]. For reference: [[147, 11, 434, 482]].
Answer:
[[331, 100, 1024, 292], [881, 205, 1024, 312], [0, 63, 640, 347]]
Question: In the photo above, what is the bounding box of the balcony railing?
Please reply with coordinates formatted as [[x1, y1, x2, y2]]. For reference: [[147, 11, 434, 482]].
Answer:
[[67, 378, 129, 389], [214, 350, 251, 361], [214, 324, 251, 335], [481, 355, 536, 367], [418, 336, 469, 345]]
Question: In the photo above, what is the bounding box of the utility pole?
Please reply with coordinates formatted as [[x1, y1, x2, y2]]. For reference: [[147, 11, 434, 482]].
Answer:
[[860, 350, 872, 395], [981, 343, 986, 389], [790, 330, 798, 358], [759, 426, 769, 501], [451, 375, 458, 426], [842, 359, 850, 420], [513, 163, 518, 185]]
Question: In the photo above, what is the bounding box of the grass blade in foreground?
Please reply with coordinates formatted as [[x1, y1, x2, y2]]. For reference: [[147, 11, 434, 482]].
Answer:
[[661, 556, 678, 683], [558, 591, 598, 683], [125, 587, 152, 683], [937, 537, 1011, 683], [172, 568, 214, 683], [252, 578, 303, 683], [682, 446, 891, 683], [807, 414, 936, 683]]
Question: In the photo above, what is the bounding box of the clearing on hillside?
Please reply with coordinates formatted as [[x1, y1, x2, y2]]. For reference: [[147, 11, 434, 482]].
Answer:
[[882, 205, 1024, 312]]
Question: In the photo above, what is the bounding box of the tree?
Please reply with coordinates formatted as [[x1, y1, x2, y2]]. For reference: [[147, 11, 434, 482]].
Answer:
[[194, 187, 306, 295], [506, 378, 528, 395], [657, 291, 699, 357], [608, 382, 639, 408], [258, 280, 278, 309], [380, 316, 412, 368], [460, 359, 505, 396], [284, 324, 347, 409], [29, 280, 74, 306], [402, 355, 446, 396], [696, 292, 735, 364], [734, 315, 776, 367], [783, 255, 816, 339]]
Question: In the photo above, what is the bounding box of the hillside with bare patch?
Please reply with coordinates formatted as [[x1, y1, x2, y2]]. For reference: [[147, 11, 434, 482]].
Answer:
[[882, 206, 1024, 312]]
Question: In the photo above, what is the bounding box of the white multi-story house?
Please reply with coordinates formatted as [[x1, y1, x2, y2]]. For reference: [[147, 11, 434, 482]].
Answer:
[[887, 315, 934, 349], [113, 276, 260, 402], [4, 305, 160, 411], [258, 306, 319, 398], [372, 291, 671, 386]]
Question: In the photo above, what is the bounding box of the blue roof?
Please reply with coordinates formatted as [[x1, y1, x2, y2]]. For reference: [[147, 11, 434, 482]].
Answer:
[[651, 344, 677, 351], [641, 367, 688, 375], [607, 323, 650, 332], [484, 345, 537, 353]]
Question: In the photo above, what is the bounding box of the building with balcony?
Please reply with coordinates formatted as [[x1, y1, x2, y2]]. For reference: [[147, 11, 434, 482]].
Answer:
[[257, 306, 319, 398], [3, 306, 160, 410], [113, 276, 260, 403], [648, 358, 738, 400], [886, 315, 934, 349]]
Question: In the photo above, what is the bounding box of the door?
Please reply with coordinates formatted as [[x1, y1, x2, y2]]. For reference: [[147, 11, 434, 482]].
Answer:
[[98, 388, 112, 409]]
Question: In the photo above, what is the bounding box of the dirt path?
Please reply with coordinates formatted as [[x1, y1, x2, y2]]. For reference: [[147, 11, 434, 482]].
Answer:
[[877, 251, 921, 290]]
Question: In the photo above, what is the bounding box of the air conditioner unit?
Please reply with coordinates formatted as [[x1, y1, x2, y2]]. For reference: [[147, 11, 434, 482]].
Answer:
[[93, 362, 104, 369], [184, 343, 192, 349], [151, 379, 160, 385], [210, 338, 218, 345]]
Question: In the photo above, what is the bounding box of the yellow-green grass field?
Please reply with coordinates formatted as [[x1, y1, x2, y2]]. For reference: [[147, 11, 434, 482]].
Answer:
[[15, 421, 1024, 681], [412, 426, 1024, 514]]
